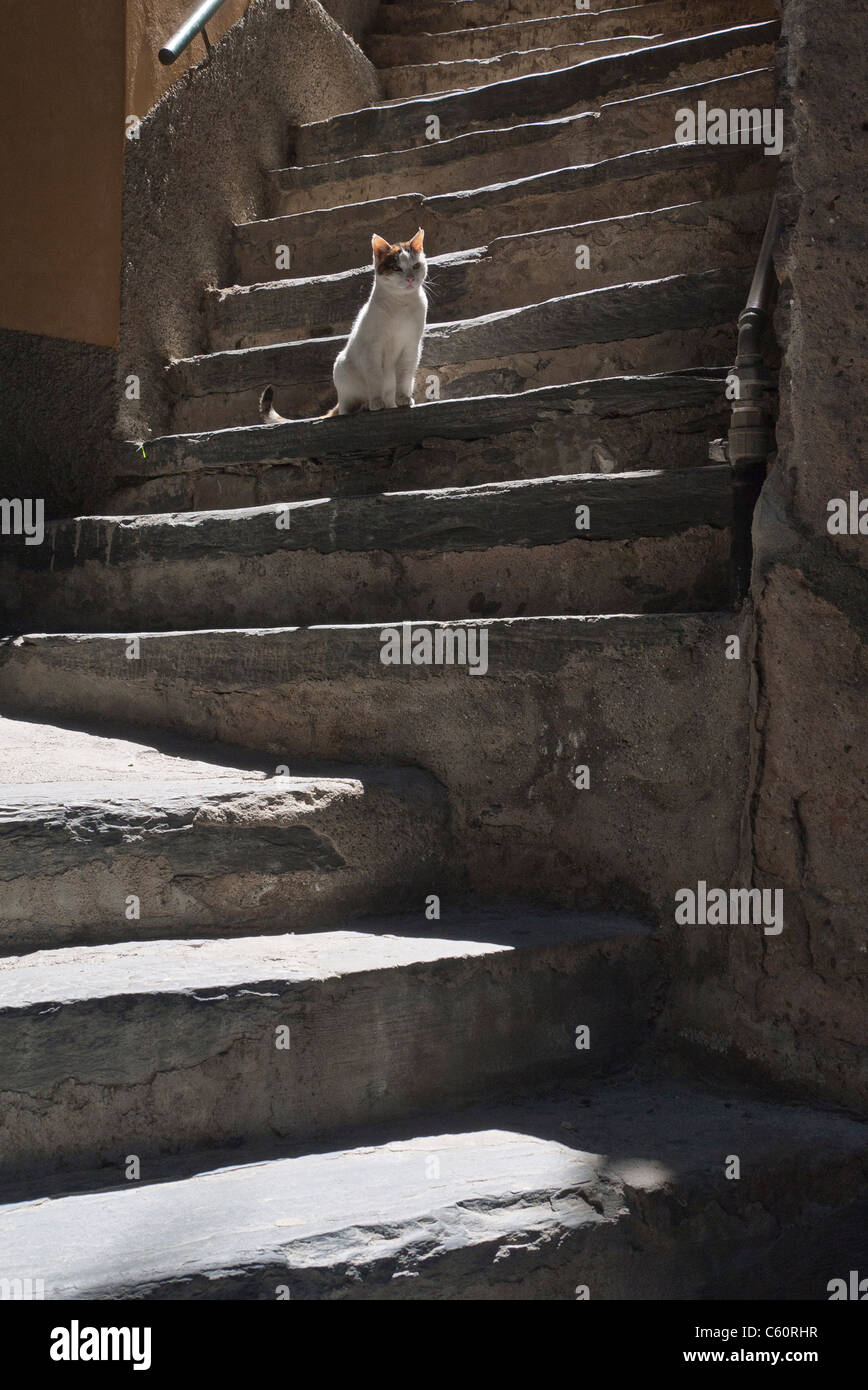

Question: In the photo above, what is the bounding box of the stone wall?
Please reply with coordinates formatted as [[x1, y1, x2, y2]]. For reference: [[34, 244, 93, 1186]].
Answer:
[[118, 0, 380, 448], [324, 0, 381, 40], [0, 330, 118, 522], [666, 0, 868, 1112]]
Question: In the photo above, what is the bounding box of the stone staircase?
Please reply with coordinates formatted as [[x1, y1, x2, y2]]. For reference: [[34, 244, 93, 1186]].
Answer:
[[2, 0, 866, 1300]]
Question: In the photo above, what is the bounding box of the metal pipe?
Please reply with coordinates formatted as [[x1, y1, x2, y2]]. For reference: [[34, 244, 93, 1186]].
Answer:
[[745, 196, 781, 314], [728, 194, 780, 607], [159, 0, 229, 65]]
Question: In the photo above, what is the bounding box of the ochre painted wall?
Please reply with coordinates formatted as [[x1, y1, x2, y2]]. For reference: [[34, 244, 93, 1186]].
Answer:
[[0, 1, 374, 350], [0, 0, 125, 348], [0, 0, 252, 350]]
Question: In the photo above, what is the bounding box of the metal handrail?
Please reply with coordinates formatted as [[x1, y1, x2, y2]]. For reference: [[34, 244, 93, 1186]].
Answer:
[[159, 0, 232, 65], [728, 194, 780, 606]]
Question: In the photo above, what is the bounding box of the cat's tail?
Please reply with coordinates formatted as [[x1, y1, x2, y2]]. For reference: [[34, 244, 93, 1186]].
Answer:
[[259, 385, 341, 423], [259, 385, 287, 424]]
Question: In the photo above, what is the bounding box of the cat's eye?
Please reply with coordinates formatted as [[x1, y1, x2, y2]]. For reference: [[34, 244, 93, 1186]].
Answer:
[[412, 262, 421, 269]]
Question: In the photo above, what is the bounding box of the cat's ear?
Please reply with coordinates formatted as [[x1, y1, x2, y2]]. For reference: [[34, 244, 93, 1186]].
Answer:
[[372, 234, 391, 262], [409, 228, 424, 253]]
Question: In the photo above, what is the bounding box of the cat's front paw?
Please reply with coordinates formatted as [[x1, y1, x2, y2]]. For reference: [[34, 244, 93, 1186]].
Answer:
[[368, 397, 385, 411], [396, 393, 413, 407]]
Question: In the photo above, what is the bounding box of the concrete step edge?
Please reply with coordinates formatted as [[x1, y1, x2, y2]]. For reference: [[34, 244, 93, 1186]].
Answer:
[[0, 910, 656, 1010], [291, 22, 778, 162], [269, 65, 773, 193], [169, 269, 750, 402], [245, 138, 763, 234], [1, 1079, 864, 1298], [0, 919, 663, 1182], [118, 370, 731, 476], [25, 467, 734, 573]]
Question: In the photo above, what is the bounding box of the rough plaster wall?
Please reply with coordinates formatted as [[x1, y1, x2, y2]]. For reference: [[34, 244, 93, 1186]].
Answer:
[[0, 330, 118, 524], [119, 0, 380, 448], [666, 0, 868, 1112]]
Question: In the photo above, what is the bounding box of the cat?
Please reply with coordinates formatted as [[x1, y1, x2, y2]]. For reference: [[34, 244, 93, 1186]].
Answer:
[[259, 228, 427, 423]]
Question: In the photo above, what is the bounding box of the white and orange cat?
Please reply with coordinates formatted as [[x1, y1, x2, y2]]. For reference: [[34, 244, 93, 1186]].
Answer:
[[260, 228, 427, 422]]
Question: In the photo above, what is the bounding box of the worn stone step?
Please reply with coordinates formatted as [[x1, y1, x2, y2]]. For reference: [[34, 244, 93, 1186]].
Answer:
[[242, 140, 771, 284], [2, 1079, 865, 1297], [376, 0, 667, 37], [393, 320, 738, 421], [290, 23, 777, 164], [380, 33, 675, 100], [212, 246, 485, 350], [368, 0, 776, 66], [213, 189, 768, 349], [376, 0, 778, 100], [0, 614, 748, 913], [3, 468, 733, 633], [0, 910, 662, 1178], [112, 371, 732, 514], [270, 65, 774, 217], [0, 714, 450, 954], [174, 268, 748, 432]]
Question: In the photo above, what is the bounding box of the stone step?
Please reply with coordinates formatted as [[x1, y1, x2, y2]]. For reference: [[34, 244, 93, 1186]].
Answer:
[[368, 0, 776, 66], [377, 1, 778, 100], [376, 0, 667, 37], [0, 910, 662, 1178], [212, 189, 769, 349], [2, 1079, 865, 1297], [0, 715, 450, 953], [113, 371, 732, 514], [213, 246, 486, 351], [173, 268, 749, 432], [290, 23, 777, 164], [269, 65, 774, 217], [380, 33, 675, 100], [3, 467, 733, 633], [241, 140, 770, 285], [0, 614, 748, 912]]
